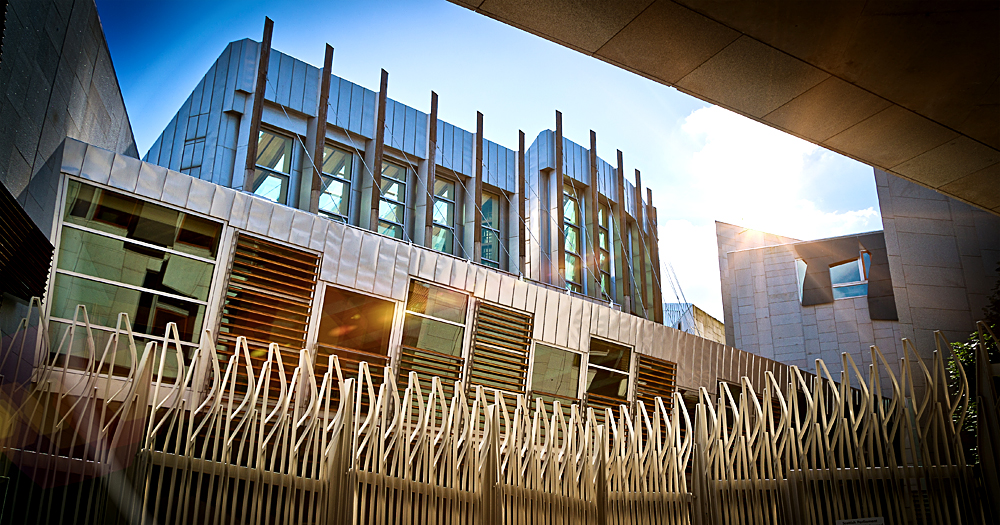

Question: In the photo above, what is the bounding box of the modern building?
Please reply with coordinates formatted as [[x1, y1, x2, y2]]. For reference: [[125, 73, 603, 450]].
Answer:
[[716, 169, 1000, 383], [663, 302, 725, 345], [2, 16, 803, 425]]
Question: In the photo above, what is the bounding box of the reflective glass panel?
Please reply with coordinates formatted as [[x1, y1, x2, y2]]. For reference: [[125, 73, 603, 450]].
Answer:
[[256, 130, 292, 173], [431, 226, 454, 253], [599, 230, 609, 251], [482, 193, 497, 229], [251, 169, 289, 204], [565, 253, 582, 287], [379, 200, 404, 224], [406, 281, 467, 323], [57, 227, 214, 301], [599, 251, 610, 272], [49, 273, 205, 343], [317, 286, 394, 356], [322, 145, 352, 179], [433, 199, 454, 227], [63, 180, 221, 258], [319, 176, 349, 218], [482, 228, 499, 264], [532, 344, 581, 399], [401, 315, 464, 356], [795, 259, 807, 303], [382, 162, 405, 183], [862, 251, 871, 278], [434, 179, 454, 200], [378, 221, 403, 239], [588, 338, 631, 372], [832, 283, 868, 299], [563, 191, 579, 224], [380, 177, 405, 202], [585, 368, 629, 399], [830, 259, 862, 285], [565, 225, 580, 253]]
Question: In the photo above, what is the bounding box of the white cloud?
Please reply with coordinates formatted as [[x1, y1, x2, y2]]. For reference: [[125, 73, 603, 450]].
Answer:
[[654, 106, 882, 321]]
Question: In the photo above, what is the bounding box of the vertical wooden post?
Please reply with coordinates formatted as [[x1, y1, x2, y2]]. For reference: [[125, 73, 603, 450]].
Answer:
[[368, 69, 389, 233], [588, 130, 601, 299], [517, 130, 526, 277], [554, 111, 565, 288], [616, 150, 631, 312], [474, 111, 484, 263], [309, 44, 334, 214], [424, 91, 439, 248], [242, 17, 273, 192], [634, 169, 649, 318], [647, 188, 664, 324]]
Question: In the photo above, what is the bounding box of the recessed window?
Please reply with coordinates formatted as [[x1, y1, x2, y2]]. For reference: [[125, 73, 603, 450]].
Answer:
[[318, 145, 353, 222], [586, 338, 631, 403], [252, 130, 293, 204], [481, 192, 502, 269], [401, 281, 468, 357], [432, 178, 456, 254], [531, 343, 581, 402], [830, 251, 871, 299], [598, 203, 613, 300], [378, 162, 406, 239], [316, 286, 394, 359], [563, 185, 583, 293], [795, 258, 807, 303]]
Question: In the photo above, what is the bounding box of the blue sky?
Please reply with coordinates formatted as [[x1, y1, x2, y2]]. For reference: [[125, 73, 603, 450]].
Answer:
[[95, 0, 882, 320]]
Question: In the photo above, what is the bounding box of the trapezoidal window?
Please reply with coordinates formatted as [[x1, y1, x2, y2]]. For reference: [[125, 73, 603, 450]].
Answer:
[[830, 251, 871, 299], [585, 337, 632, 416]]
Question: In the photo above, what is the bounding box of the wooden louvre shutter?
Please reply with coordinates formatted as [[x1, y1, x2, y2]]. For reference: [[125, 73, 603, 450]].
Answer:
[[466, 302, 533, 401], [218, 234, 319, 393], [635, 354, 678, 414]]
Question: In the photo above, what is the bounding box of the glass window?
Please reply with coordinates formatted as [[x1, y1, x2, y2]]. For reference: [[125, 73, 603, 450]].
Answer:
[[432, 178, 456, 254], [598, 204, 613, 300], [317, 286, 394, 357], [54, 180, 220, 345], [481, 192, 502, 269], [319, 145, 353, 221], [563, 185, 583, 293], [829, 250, 870, 299], [586, 338, 631, 402], [252, 130, 293, 204], [531, 343, 581, 400], [795, 259, 807, 303], [378, 162, 406, 239], [402, 281, 468, 357]]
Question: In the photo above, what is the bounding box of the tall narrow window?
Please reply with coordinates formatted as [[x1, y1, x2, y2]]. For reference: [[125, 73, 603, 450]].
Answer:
[[432, 178, 456, 254], [563, 185, 583, 293], [830, 250, 870, 299], [481, 192, 502, 269], [378, 162, 406, 240], [318, 145, 353, 222], [252, 130, 293, 205], [598, 203, 613, 300]]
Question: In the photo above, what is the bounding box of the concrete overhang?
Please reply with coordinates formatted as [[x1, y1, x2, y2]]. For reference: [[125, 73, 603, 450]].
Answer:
[[450, 0, 1000, 214]]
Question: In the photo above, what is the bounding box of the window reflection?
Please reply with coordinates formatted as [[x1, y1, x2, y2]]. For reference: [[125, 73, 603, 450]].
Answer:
[[532, 343, 580, 400], [317, 286, 393, 356], [402, 281, 468, 357]]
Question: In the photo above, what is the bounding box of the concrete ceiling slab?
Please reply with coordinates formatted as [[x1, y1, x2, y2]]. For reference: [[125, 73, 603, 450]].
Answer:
[[450, 0, 1000, 215]]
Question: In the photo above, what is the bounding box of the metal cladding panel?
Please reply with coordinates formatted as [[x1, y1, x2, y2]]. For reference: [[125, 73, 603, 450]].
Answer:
[[436, 121, 474, 177], [246, 197, 273, 235], [498, 274, 515, 307], [336, 226, 363, 288], [561, 137, 588, 185], [237, 39, 258, 94], [473, 266, 489, 299], [462, 129, 474, 176], [483, 139, 515, 192], [484, 270, 501, 303], [464, 261, 478, 292], [532, 288, 548, 341], [108, 153, 141, 193], [361, 89, 376, 138], [308, 217, 329, 251], [80, 145, 114, 186], [434, 254, 453, 284], [391, 244, 411, 301], [531, 130, 555, 171], [417, 250, 437, 281], [355, 234, 380, 293], [567, 299, 584, 350], [160, 171, 192, 209], [222, 42, 242, 112], [229, 192, 251, 230], [404, 107, 417, 156], [288, 59, 307, 113], [449, 258, 467, 289], [333, 78, 354, 131], [289, 210, 313, 247], [596, 158, 616, 201], [556, 293, 572, 348], [266, 205, 294, 242], [374, 241, 396, 298], [511, 279, 528, 311], [321, 221, 345, 282], [208, 181, 234, 222], [185, 177, 215, 215]]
